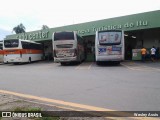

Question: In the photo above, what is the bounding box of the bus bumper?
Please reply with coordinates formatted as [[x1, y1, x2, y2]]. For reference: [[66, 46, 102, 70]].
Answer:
[[54, 57, 77, 62], [4, 57, 23, 63], [96, 55, 124, 62]]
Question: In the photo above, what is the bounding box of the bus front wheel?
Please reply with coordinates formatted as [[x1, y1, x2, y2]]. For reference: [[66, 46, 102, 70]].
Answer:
[[28, 57, 31, 63], [13, 62, 19, 65], [60, 62, 66, 66], [96, 61, 100, 65]]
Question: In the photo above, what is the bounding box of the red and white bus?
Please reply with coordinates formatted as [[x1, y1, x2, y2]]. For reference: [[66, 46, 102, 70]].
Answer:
[[3, 39, 43, 64]]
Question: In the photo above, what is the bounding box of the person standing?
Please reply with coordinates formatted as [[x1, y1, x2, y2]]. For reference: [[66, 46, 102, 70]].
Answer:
[[150, 46, 156, 62], [141, 47, 147, 62]]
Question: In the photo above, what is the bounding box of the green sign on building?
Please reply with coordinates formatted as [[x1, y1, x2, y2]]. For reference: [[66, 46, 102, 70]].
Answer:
[[6, 10, 160, 41]]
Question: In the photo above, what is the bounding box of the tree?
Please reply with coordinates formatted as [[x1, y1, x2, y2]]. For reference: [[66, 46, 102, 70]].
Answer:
[[41, 25, 49, 30], [13, 23, 26, 34]]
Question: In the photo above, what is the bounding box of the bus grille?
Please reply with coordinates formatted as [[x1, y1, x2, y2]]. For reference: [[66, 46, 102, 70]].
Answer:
[[56, 44, 73, 48]]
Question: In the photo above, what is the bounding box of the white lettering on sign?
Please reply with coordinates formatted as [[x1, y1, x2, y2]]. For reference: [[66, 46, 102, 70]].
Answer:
[[14, 20, 148, 39], [17, 31, 49, 40]]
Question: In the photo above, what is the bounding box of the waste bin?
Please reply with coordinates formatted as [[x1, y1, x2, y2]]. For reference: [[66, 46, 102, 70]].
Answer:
[[132, 49, 142, 60]]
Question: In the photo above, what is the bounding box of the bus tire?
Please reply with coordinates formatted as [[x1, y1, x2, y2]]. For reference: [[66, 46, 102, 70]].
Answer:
[[13, 62, 19, 65], [96, 61, 100, 65], [61, 62, 66, 66], [115, 61, 120, 65], [28, 57, 31, 63]]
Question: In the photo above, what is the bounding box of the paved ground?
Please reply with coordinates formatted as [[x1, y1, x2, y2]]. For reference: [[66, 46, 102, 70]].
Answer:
[[0, 60, 160, 119]]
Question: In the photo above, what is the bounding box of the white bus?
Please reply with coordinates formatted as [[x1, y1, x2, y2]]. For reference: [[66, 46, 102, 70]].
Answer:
[[0, 41, 4, 63], [52, 31, 85, 65], [95, 30, 124, 64], [3, 39, 43, 64]]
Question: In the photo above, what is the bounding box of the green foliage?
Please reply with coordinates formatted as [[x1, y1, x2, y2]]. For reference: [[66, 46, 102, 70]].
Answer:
[[13, 107, 41, 112], [13, 23, 26, 34], [42, 25, 49, 30]]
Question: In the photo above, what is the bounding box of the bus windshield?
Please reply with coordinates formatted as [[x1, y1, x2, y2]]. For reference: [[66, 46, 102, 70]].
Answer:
[[4, 39, 19, 48], [98, 31, 121, 45], [54, 32, 74, 41]]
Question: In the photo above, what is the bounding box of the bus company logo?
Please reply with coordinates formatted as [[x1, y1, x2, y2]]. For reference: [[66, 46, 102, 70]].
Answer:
[[2, 112, 12, 117], [98, 48, 106, 54], [58, 50, 67, 55]]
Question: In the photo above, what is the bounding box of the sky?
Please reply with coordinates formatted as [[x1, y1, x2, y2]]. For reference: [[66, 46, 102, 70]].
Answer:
[[0, 0, 160, 39]]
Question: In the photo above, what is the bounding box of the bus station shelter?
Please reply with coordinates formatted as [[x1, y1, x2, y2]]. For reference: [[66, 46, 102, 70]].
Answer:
[[5, 10, 160, 61]]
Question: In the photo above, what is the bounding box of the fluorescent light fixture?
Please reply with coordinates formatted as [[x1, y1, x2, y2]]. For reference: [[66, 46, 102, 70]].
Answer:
[[124, 34, 128, 36], [132, 36, 136, 38]]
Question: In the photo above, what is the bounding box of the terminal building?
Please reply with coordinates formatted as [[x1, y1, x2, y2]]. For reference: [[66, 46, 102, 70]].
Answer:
[[5, 10, 160, 61]]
